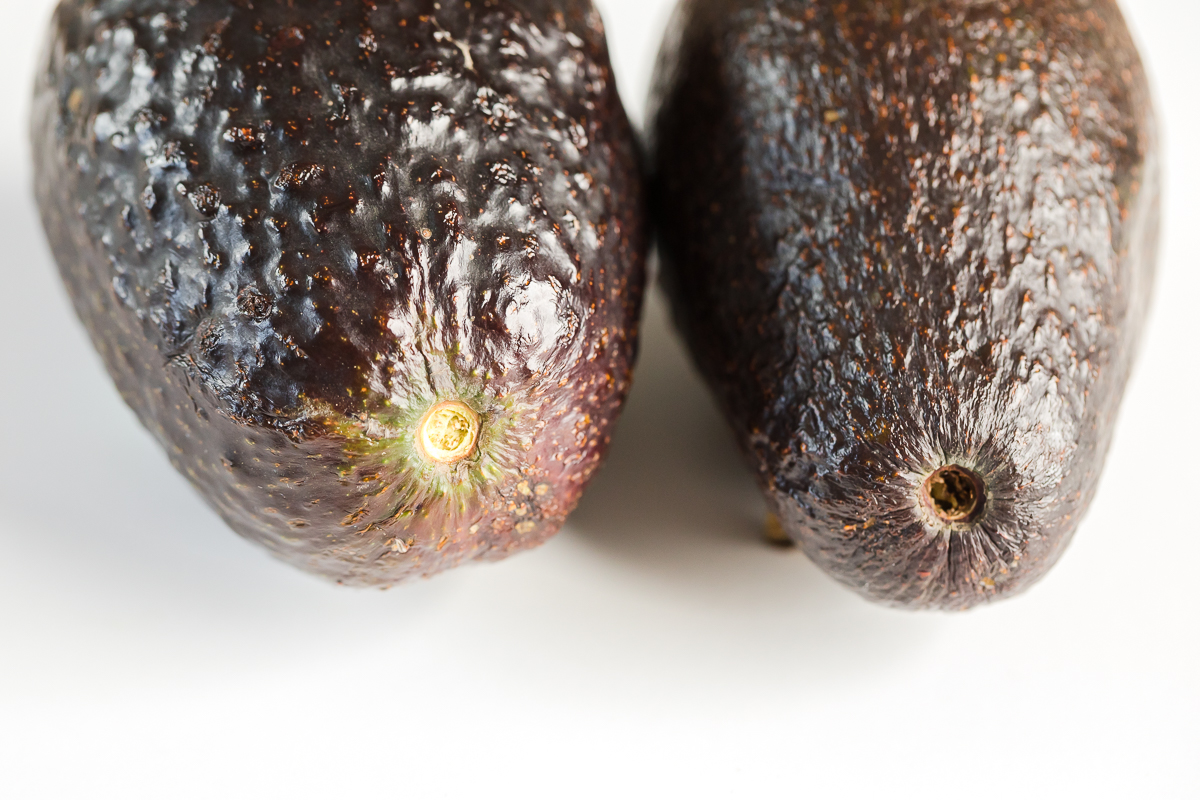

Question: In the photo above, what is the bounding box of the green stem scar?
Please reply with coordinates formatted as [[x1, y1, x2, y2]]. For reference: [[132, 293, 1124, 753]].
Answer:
[[417, 400, 480, 464], [921, 465, 986, 524]]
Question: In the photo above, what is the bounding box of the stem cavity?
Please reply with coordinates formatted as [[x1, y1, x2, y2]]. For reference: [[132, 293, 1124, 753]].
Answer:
[[921, 464, 986, 524], [417, 400, 480, 465]]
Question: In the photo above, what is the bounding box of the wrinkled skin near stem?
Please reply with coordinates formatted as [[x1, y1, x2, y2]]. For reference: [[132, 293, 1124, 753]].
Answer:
[[650, 0, 1158, 609], [33, 0, 646, 585]]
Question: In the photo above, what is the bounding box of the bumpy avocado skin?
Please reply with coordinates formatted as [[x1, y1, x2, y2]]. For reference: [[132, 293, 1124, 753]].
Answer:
[[33, 0, 645, 585], [650, 0, 1157, 609]]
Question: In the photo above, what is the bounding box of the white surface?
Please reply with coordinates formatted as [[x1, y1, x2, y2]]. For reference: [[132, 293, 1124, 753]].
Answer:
[[1, 0, 1196, 797]]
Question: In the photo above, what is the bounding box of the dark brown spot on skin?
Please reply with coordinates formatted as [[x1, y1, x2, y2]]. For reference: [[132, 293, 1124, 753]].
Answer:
[[236, 288, 272, 321], [271, 26, 306, 50]]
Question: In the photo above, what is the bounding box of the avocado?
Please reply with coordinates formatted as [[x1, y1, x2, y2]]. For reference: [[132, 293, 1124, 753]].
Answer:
[[649, 0, 1158, 609], [32, 0, 645, 585]]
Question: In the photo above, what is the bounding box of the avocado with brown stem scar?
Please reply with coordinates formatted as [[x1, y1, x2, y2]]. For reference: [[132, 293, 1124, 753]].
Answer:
[[650, 0, 1158, 609]]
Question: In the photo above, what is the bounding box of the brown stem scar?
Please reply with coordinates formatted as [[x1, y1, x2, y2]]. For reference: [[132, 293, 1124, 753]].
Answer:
[[921, 465, 986, 524]]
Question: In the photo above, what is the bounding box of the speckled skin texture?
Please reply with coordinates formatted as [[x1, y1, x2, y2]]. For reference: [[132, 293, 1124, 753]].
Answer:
[[650, 0, 1157, 609], [33, 0, 645, 585]]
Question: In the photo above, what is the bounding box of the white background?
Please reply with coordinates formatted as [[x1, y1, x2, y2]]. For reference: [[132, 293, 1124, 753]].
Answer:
[[1, 0, 1196, 797]]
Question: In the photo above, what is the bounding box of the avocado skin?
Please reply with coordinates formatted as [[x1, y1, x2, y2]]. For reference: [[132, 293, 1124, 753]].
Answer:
[[33, 0, 645, 585], [650, 0, 1157, 609]]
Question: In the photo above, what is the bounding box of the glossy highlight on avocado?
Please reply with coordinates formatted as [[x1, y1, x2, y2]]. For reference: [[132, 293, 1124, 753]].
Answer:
[[33, 0, 646, 585], [650, 0, 1158, 609]]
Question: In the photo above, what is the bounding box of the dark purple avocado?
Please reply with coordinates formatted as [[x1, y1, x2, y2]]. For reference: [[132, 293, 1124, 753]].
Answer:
[[32, 0, 646, 585], [650, 0, 1158, 609]]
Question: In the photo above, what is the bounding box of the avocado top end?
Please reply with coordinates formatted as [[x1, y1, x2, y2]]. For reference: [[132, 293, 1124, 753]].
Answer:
[[650, 0, 1158, 609], [33, 0, 646, 585]]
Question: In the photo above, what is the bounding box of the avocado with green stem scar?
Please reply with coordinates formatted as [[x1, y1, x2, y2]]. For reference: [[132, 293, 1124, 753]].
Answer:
[[32, 0, 646, 585], [649, 0, 1158, 609]]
